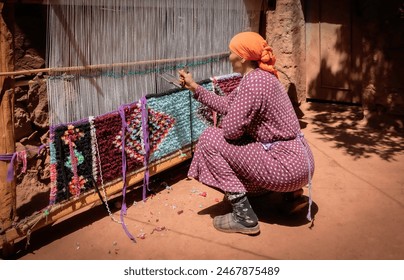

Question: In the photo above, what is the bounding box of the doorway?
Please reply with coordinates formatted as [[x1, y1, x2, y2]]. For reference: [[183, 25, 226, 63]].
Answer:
[[305, 0, 361, 104]]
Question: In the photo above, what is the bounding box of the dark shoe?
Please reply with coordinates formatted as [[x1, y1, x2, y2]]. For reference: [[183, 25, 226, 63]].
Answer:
[[213, 213, 260, 235]]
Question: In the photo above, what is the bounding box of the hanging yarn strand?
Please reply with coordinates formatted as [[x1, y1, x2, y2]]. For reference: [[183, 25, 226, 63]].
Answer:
[[46, 0, 261, 125]]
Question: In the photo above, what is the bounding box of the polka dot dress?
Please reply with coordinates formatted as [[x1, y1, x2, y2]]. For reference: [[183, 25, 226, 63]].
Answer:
[[188, 68, 315, 193]]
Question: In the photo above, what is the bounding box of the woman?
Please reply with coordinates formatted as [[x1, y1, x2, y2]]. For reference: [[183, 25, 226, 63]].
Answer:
[[179, 32, 314, 235]]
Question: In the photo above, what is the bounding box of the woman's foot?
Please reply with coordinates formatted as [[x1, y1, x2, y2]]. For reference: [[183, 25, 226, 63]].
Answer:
[[213, 213, 260, 235], [215, 192, 260, 235]]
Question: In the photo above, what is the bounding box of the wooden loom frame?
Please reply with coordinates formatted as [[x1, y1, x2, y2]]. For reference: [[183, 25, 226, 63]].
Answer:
[[0, 57, 222, 254], [1, 0, 264, 256], [0, 1, 228, 255], [0, 64, 198, 254]]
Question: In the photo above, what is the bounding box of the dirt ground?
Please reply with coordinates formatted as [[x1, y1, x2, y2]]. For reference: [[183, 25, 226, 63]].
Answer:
[[8, 102, 404, 260]]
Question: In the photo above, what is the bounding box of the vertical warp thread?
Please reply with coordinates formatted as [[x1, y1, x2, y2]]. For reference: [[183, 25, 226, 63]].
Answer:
[[46, 0, 250, 125]]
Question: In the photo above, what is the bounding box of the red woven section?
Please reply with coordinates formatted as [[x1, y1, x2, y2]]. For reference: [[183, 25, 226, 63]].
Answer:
[[215, 75, 242, 95], [94, 103, 175, 183]]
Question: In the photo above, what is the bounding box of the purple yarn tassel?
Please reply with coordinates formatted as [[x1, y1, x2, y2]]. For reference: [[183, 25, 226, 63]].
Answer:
[[38, 144, 47, 155], [140, 96, 150, 201], [1, 144, 48, 183], [0, 153, 16, 182], [118, 105, 136, 242]]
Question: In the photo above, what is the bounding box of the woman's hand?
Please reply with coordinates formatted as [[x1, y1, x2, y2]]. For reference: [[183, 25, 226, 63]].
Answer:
[[179, 69, 199, 92]]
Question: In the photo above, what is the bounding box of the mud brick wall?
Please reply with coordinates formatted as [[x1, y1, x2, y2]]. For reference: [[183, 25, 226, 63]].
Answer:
[[9, 4, 49, 219], [265, 0, 306, 108]]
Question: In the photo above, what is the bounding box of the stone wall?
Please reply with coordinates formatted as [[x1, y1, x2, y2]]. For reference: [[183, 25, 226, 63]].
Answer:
[[14, 75, 50, 218], [8, 4, 50, 218], [265, 0, 306, 109]]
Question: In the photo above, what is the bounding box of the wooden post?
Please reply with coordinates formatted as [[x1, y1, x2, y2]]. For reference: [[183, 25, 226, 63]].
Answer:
[[0, 2, 16, 253]]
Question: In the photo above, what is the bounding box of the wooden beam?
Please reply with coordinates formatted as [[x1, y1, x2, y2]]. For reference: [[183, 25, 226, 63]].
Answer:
[[0, 90, 15, 234], [0, 2, 16, 251], [0, 52, 229, 77], [0, 0, 47, 4]]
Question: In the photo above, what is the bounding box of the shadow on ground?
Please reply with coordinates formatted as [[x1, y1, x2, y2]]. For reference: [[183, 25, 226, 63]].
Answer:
[[198, 192, 318, 230], [304, 102, 404, 161]]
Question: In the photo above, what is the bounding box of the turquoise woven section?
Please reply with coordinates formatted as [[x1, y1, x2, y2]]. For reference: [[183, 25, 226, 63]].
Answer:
[[148, 82, 213, 161]]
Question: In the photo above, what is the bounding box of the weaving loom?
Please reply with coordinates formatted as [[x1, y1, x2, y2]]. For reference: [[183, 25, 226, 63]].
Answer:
[[46, 0, 260, 203], [0, 0, 263, 245]]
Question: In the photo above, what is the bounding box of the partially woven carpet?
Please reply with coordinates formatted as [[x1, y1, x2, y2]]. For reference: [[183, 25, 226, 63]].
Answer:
[[49, 75, 241, 204]]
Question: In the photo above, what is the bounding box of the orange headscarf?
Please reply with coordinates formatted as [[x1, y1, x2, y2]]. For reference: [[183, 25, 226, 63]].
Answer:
[[229, 32, 278, 78]]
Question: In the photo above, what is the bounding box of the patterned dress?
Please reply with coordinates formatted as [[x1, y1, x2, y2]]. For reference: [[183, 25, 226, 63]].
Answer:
[[188, 68, 315, 193]]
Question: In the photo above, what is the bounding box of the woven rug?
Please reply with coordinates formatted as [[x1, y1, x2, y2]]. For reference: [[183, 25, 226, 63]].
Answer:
[[49, 76, 241, 204], [49, 83, 205, 203], [197, 73, 242, 126]]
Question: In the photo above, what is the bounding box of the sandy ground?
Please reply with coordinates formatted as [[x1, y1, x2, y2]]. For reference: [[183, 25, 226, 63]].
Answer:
[[7, 102, 404, 260]]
